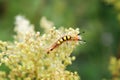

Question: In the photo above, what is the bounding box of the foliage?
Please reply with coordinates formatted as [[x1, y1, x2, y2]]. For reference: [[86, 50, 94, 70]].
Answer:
[[105, 0, 120, 21], [104, 0, 120, 80]]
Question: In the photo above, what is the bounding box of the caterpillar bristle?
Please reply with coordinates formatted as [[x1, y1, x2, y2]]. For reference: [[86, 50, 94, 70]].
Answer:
[[78, 31, 85, 35]]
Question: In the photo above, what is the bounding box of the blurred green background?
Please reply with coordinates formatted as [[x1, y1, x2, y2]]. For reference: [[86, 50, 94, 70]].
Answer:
[[0, 0, 120, 80]]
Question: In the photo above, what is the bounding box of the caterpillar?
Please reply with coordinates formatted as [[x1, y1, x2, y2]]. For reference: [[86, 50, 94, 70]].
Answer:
[[47, 33, 85, 54]]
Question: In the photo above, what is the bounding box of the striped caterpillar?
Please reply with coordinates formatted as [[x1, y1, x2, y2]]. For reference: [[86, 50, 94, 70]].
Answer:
[[47, 33, 85, 54]]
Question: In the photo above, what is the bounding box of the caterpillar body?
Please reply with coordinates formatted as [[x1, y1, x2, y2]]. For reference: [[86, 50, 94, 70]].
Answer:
[[47, 34, 83, 54]]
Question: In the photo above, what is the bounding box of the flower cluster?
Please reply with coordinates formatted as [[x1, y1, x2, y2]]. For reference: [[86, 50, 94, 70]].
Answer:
[[109, 57, 120, 80], [0, 16, 82, 80]]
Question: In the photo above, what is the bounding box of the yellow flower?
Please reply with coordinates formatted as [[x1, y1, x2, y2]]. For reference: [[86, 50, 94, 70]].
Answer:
[[0, 16, 82, 80]]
